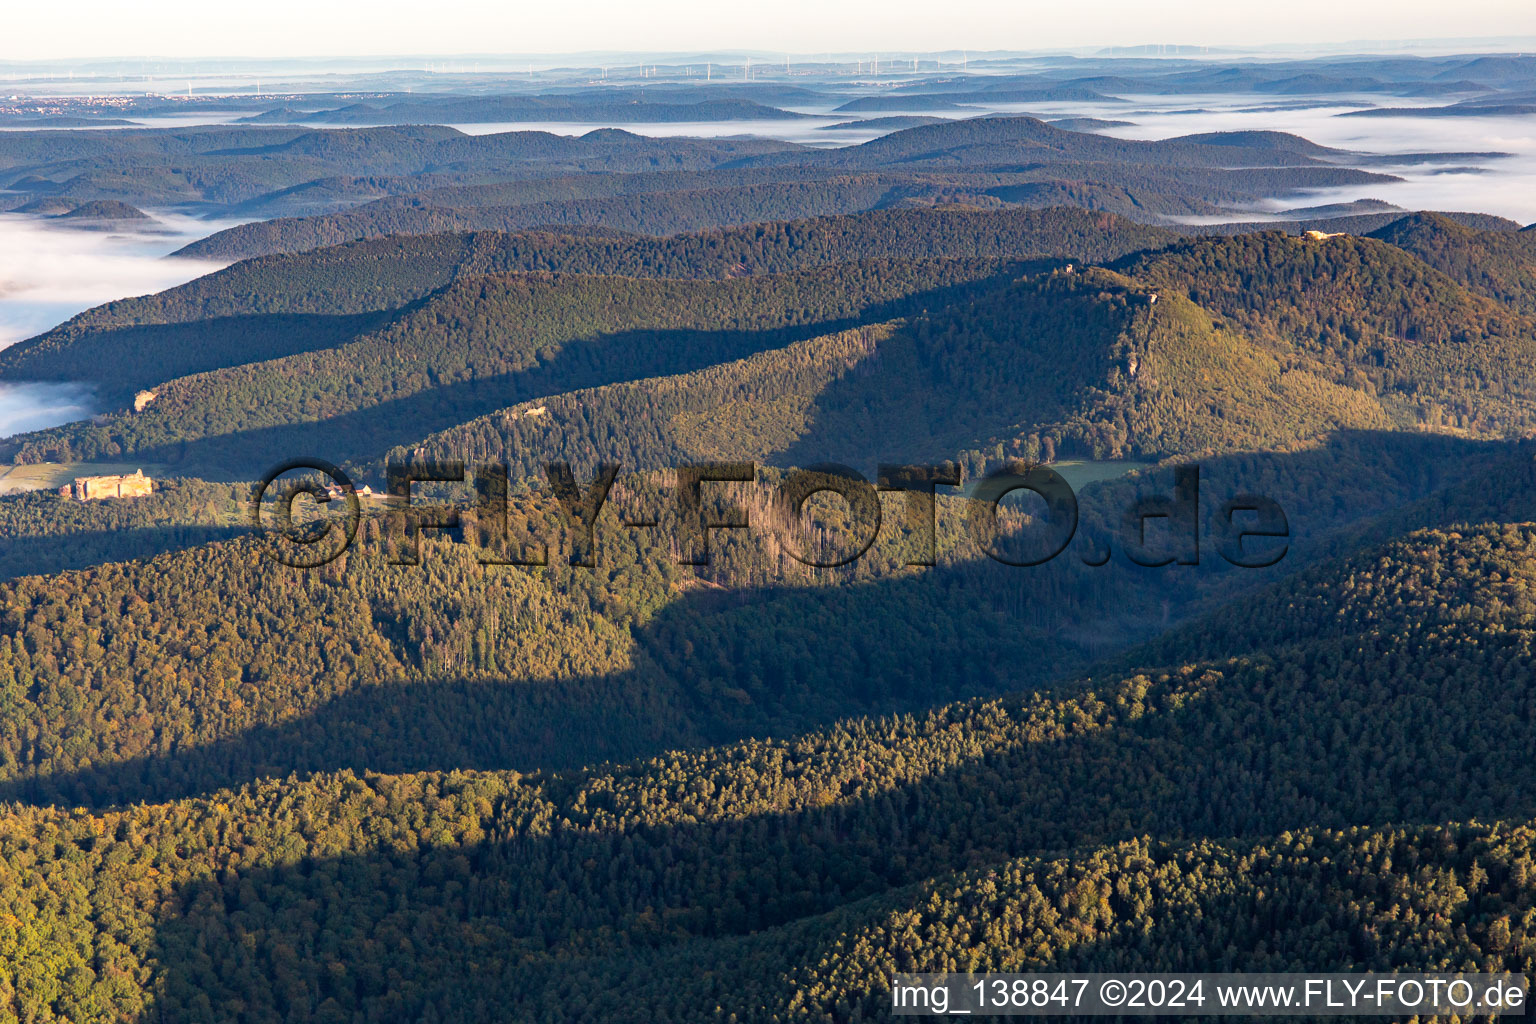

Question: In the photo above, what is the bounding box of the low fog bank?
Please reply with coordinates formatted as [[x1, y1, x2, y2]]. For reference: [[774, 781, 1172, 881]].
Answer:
[[5, 92, 1534, 221], [0, 212, 230, 349], [412, 99, 1536, 222], [353, 100, 1536, 222], [0, 381, 95, 438], [1092, 99, 1536, 225], [0, 211, 230, 437]]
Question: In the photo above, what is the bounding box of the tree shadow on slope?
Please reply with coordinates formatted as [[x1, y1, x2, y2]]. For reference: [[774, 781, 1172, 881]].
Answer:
[[534, 824, 1519, 1023], [64, 270, 1033, 478], [136, 615, 1536, 1022], [0, 524, 246, 581], [2, 429, 1524, 812], [5, 310, 395, 406], [0, 557, 1086, 809]]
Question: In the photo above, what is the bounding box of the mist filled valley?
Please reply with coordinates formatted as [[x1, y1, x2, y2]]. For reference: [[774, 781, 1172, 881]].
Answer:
[[2, 35, 1536, 1022], [4, 66, 1535, 439]]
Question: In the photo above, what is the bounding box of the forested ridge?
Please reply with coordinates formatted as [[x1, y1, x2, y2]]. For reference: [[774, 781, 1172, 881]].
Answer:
[[139, 117, 1394, 261], [392, 266, 1390, 481], [1367, 211, 1536, 315], [12, 208, 1536, 478], [0, 429, 1523, 809], [0, 124, 795, 213], [0, 205, 1174, 388], [1, 260, 1024, 470], [3, 511, 1536, 1020], [3, 191, 1536, 1020]]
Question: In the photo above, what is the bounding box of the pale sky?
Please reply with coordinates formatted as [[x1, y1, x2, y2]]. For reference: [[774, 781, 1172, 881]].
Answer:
[[2, 0, 1534, 61]]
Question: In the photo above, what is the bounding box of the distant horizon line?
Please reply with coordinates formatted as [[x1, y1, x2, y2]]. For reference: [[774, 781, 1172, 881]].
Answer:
[[3, 36, 1535, 68]]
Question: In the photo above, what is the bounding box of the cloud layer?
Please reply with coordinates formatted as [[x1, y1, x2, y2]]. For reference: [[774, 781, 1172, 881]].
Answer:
[[0, 213, 228, 349]]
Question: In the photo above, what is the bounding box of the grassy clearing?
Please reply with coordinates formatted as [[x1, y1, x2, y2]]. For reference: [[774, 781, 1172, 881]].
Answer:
[[1049, 460, 1153, 490], [960, 460, 1151, 497]]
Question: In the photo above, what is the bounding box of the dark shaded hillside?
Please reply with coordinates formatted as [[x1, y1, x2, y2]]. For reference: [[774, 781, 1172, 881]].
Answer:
[[177, 172, 1207, 261], [163, 118, 1403, 262], [4, 512, 1536, 1019], [395, 266, 1389, 479], [1368, 211, 1536, 315], [0, 259, 1391, 474], [0, 261, 1021, 470], [54, 199, 149, 221], [1117, 231, 1536, 436], [2, 206, 1176, 390], [2, 54, 1536, 1022]]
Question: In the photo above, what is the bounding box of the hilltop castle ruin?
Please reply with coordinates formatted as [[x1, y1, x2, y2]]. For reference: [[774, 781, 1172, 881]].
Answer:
[[62, 469, 153, 501]]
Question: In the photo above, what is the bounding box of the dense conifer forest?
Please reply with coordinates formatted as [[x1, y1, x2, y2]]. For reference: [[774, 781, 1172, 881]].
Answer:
[[2, 63, 1536, 1018]]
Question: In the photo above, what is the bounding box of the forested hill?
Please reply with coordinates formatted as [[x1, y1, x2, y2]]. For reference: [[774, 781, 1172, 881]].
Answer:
[[742, 117, 1352, 170], [2, 486, 1535, 1018], [0, 261, 1388, 473], [0, 206, 1175, 390], [1367, 210, 1536, 315], [0, 260, 1030, 470], [1116, 230, 1536, 436], [391, 266, 1390, 480], [162, 118, 1398, 261], [0, 124, 796, 210], [11, 208, 1536, 476]]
